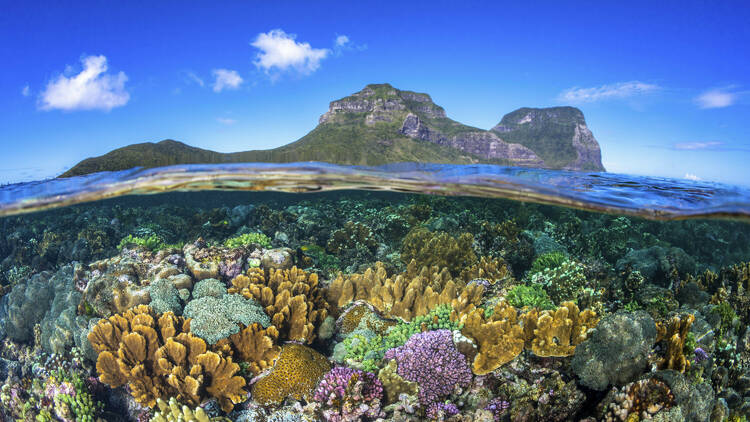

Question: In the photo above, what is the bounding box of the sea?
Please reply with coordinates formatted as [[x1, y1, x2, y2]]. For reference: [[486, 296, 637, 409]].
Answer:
[[0, 162, 748, 421]]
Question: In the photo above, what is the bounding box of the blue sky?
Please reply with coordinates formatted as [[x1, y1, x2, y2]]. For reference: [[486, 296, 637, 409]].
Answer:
[[1, 1, 748, 185]]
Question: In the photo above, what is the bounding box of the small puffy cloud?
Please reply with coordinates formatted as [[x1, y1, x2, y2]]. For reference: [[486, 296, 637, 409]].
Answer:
[[673, 141, 724, 150], [251, 29, 329, 75], [21, 85, 30, 97], [335, 35, 350, 48], [216, 117, 237, 125], [212, 69, 243, 92], [695, 87, 737, 109], [39, 55, 129, 111], [558, 81, 660, 103], [684, 173, 701, 181]]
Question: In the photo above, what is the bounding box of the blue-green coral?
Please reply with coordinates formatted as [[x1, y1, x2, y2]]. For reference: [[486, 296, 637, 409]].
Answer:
[[529, 259, 588, 304], [506, 284, 555, 310], [183, 279, 270, 344]]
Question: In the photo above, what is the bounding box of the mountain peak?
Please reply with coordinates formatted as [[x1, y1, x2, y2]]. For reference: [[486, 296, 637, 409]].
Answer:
[[319, 83, 445, 124]]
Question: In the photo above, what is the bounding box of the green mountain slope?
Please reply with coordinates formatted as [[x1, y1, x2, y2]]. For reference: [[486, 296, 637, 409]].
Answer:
[[60, 83, 604, 178]]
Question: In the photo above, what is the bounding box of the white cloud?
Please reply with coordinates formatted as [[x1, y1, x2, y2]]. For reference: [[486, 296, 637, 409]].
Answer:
[[185, 71, 205, 87], [251, 29, 329, 75], [21, 85, 30, 97], [212, 69, 243, 92], [217, 117, 237, 125], [684, 173, 702, 181], [673, 141, 723, 150], [39, 55, 129, 111], [335, 35, 350, 48], [558, 81, 660, 103], [695, 88, 737, 109]]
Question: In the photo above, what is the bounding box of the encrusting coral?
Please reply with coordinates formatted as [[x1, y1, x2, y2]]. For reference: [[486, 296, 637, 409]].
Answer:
[[326, 260, 484, 322], [521, 301, 599, 357], [229, 266, 329, 343], [251, 343, 332, 405], [656, 313, 695, 373], [87, 305, 246, 412]]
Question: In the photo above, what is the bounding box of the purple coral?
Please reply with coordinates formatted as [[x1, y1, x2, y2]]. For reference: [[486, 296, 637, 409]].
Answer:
[[313, 367, 384, 422], [426, 402, 459, 419], [484, 397, 510, 421], [383, 329, 472, 411], [694, 347, 709, 363]]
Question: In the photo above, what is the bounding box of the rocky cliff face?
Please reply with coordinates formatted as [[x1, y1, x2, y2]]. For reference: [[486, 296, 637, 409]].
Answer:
[[318, 84, 546, 167], [492, 107, 605, 171]]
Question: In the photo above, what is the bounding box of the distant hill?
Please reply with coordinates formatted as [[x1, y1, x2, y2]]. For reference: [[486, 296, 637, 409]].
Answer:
[[60, 83, 604, 178]]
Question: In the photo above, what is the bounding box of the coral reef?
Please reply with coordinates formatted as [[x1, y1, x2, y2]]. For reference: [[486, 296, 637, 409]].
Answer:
[[229, 266, 328, 343], [251, 343, 332, 405], [400, 227, 477, 276], [88, 305, 246, 412], [383, 329, 472, 412], [151, 397, 231, 422], [521, 301, 599, 357], [656, 313, 695, 372], [313, 367, 384, 421]]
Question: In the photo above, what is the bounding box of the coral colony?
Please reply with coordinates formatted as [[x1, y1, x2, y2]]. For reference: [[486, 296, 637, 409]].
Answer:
[[1, 192, 750, 421]]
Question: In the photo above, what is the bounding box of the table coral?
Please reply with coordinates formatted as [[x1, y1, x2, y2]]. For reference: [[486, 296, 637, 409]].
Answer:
[[87, 305, 247, 412], [229, 266, 328, 343], [313, 367, 384, 421], [326, 261, 484, 322], [383, 329, 472, 412], [521, 301, 599, 357], [251, 343, 332, 405]]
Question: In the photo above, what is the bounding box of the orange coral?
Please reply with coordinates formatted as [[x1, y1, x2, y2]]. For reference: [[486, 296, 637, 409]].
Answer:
[[229, 267, 328, 343], [521, 301, 599, 357], [214, 323, 281, 376], [326, 261, 484, 322], [453, 300, 525, 375], [88, 305, 247, 412], [656, 313, 695, 372], [251, 343, 332, 405], [459, 256, 514, 285]]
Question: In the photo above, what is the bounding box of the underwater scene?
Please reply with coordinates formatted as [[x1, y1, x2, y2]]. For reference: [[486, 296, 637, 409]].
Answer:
[[1, 164, 750, 422]]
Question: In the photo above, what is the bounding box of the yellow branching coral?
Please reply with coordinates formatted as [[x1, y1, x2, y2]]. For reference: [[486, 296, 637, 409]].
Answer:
[[453, 300, 525, 375], [521, 301, 599, 357], [151, 397, 231, 422], [377, 360, 418, 404], [326, 261, 484, 322], [251, 343, 332, 405], [229, 267, 328, 344], [460, 256, 514, 285], [656, 313, 695, 372], [214, 323, 281, 376], [88, 305, 247, 412]]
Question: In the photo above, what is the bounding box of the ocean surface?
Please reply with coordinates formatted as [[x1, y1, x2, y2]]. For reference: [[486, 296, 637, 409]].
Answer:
[[1, 162, 749, 421]]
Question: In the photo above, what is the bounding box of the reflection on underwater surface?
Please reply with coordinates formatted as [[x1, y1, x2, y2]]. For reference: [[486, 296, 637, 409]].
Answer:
[[0, 163, 749, 420]]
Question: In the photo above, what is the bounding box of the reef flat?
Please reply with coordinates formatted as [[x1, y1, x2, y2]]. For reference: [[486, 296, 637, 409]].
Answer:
[[1, 190, 749, 421]]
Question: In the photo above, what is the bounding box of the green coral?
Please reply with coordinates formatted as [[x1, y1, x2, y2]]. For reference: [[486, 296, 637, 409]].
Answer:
[[183, 292, 270, 344], [224, 232, 271, 249], [340, 304, 462, 371], [529, 251, 568, 276], [117, 234, 165, 251], [506, 284, 555, 310], [712, 301, 737, 340], [529, 259, 588, 304]]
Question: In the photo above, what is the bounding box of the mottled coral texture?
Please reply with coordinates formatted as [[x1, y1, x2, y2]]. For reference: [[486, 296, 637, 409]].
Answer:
[[383, 329, 472, 411], [313, 367, 384, 422]]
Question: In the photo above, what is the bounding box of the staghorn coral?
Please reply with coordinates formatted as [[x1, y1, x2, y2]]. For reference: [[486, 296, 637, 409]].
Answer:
[[229, 266, 329, 343], [400, 227, 477, 276], [521, 301, 599, 357], [214, 323, 280, 376], [326, 261, 484, 322], [453, 300, 525, 375], [251, 343, 332, 405], [459, 256, 514, 285], [656, 313, 695, 372], [313, 367, 384, 422], [87, 305, 246, 412]]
